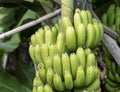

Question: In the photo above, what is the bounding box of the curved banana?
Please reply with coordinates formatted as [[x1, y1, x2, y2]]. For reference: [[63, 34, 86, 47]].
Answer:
[[111, 61, 116, 74], [102, 13, 108, 25], [105, 82, 116, 92], [49, 44, 57, 60], [108, 71, 115, 81], [56, 32, 65, 55], [53, 54, 63, 78], [37, 85, 44, 92], [84, 48, 91, 56], [76, 47, 86, 69], [53, 73, 65, 91], [85, 24, 95, 48], [66, 26, 76, 52], [80, 10, 88, 25], [86, 10, 93, 23], [98, 23, 104, 44], [70, 53, 79, 79], [73, 65, 85, 87], [117, 65, 120, 74], [92, 18, 98, 23], [64, 70, 73, 90], [32, 87, 37, 92], [46, 68, 55, 88], [77, 23, 86, 47], [52, 26, 58, 44], [44, 84, 54, 92], [105, 78, 118, 87], [104, 56, 112, 71], [114, 73, 120, 83], [33, 77, 44, 86], [30, 34, 36, 45], [55, 23, 59, 32], [44, 56, 52, 70]]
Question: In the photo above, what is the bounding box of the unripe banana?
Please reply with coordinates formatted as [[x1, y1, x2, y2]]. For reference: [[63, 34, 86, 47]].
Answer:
[[37, 85, 44, 92], [61, 16, 72, 33], [49, 44, 57, 60], [73, 65, 85, 87], [86, 10, 93, 23], [53, 54, 63, 78], [84, 48, 91, 56], [46, 68, 55, 88], [76, 23, 86, 47], [85, 24, 95, 48], [111, 25, 116, 30], [38, 67, 46, 84], [86, 53, 97, 67], [70, 53, 79, 79], [53, 73, 65, 91], [102, 13, 108, 25], [30, 34, 36, 45], [92, 18, 98, 23], [105, 78, 118, 87], [56, 32, 65, 55], [74, 8, 82, 32], [52, 26, 58, 43], [98, 23, 104, 44], [66, 26, 76, 52], [44, 56, 52, 70], [64, 70, 73, 90], [80, 10, 88, 25], [62, 52, 71, 75], [105, 83, 116, 92], [33, 77, 44, 86], [34, 44, 42, 64], [117, 65, 120, 74], [35, 28, 45, 45], [55, 23, 59, 32], [41, 44, 49, 64], [114, 73, 120, 83], [76, 47, 86, 69], [85, 66, 96, 86], [32, 87, 37, 92], [44, 84, 54, 92], [29, 45, 36, 63], [104, 56, 112, 71], [111, 61, 116, 74], [45, 28, 53, 47], [108, 71, 115, 81]]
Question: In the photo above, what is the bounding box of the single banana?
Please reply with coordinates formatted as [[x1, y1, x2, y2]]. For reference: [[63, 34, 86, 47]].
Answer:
[[34, 44, 42, 64], [64, 70, 73, 90], [105, 82, 116, 92], [41, 44, 49, 64], [85, 24, 95, 48], [49, 44, 57, 60], [86, 53, 97, 67], [53, 54, 63, 79], [52, 26, 58, 43], [55, 23, 59, 31], [98, 23, 104, 44], [53, 73, 65, 91], [92, 18, 98, 23], [74, 8, 82, 32], [70, 53, 79, 79], [35, 28, 45, 45], [46, 68, 55, 88], [44, 56, 52, 70], [114, 73, 120, 83], [73, 65, 85, 87], [86, 10, 93, 23], [32, 87, 37, 92], [104, 56, 112, 71], [76, 23, 86, 47], [33, 76, 44, 86], [111, 61, 116, 74], [84, 48, 91, 56], [76, 47, 86, 69], [44, 84, 54, 92], [84, 66, 96, 86], [62, 52, 71, 75], [37, 85, 44, 92], [66, 26, 76, 52], [80, 10, 88, 25], [108, 71, 115, 81], [56, 32, 65, 55], [105, 78, 118, 87], [117, 65, 120, 74], [30, 34, 36, 45], [61, 16, 72, 33], [29, 45, 37, 63], [102, 13, 108, 25]]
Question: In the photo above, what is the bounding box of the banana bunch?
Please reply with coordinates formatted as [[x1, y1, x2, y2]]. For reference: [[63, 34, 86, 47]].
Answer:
[[32, 47, 100, 92], [104, 55, 120, 92], [102, 4, 120, 43]]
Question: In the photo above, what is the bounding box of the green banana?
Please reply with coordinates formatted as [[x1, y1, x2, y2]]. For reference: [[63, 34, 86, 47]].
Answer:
[[73, 65, 85, 87], [74, 8, 82, 32], [102, 13, 108, 25], [41, 44, 49, 64], [84, 48, 91, 56], [35, 28, 45, 45], [62, 52, 71, 75], [34, 44, 42, 64], [98, 23, 104, 44], [104, 56, 112, 71], [85, 24, 95, 48], [70, 53, 79, 80], [29, 45, 36, 63], [76, 23, 86, 47], [44, 84, 54, 92], [37, 85, 44, 92], [111, 25, 116, 31], [51, 26, 58, 43], [44, 56, 52, 70], [53, 73, 65, 91], [30, 34, 36, 45], [56, 32, 65, 55], [105, 82, 116, 92], [117, 65, 120, 74], [53, 54, 63, 78], [32, 87, 37, 92], [86, 53, 97, 67], [92, 18, 98, 23], [46, 68, 55, 88], [55, 23, 59, 31], [86, 10, 93, 23], [33, 76, 44, 86], [76, 47, 86, 69], [105, 78, 118, 87], [114, 73, 120, 83], [66, 26, 76, 52], [108, 71, 115, 81], [80, 10, 88, 25], [64, 70, 73, 90], [111, 61, 116, 74]]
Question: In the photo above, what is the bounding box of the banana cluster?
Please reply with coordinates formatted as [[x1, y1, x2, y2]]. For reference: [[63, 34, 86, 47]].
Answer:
[[102, 4, 120, 43], [32, 47, 100, 92]]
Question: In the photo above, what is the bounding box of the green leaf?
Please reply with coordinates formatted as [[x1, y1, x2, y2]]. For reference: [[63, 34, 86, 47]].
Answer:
[[0, 33, 20, 52], [16, 62, 35, 89], [0, 69, 31, 92]]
